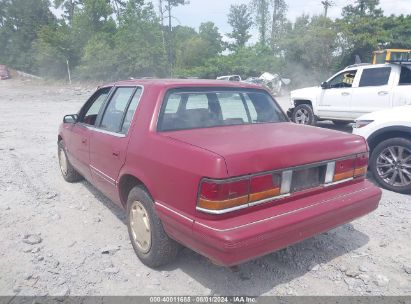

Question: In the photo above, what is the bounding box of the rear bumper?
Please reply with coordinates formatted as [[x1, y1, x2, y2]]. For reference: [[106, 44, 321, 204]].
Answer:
[[157, 180, 381, 267]]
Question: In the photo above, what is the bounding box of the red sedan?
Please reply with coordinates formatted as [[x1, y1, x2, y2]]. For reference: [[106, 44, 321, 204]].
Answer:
[[58, 79, 381, 267]]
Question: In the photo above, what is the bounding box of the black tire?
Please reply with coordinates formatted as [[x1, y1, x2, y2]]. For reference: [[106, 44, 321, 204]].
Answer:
[[370, 137, 411, 194], [126, 186, 181, 268], [58, 140, 83, 183], [332, 120, 351, 127], [292, 104, 316, 126]]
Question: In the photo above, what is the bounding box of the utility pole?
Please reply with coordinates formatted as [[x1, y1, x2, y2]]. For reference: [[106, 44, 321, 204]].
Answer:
[[321, 0, 333, 18], [159, 0, 166, 56], [167, 0, 173, 77], [66, 59, 72, 85]]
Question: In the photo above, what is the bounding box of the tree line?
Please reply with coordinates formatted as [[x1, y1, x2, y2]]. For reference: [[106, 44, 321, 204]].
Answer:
[[0, 0, 410, 87]]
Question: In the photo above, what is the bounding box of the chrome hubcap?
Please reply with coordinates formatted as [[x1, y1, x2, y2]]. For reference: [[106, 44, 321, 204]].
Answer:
[[377, 145, 411, 187], [295, 109, 310, 124], [59, 148, 68, 176], [130, 201, 151, 254]]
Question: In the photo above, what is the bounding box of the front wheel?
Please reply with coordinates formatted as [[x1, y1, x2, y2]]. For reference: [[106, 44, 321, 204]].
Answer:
[[292, 104, 316, 125], [58, 140, 83, 183], [127, 186, 181, 268], [370, 137, 411, 194]]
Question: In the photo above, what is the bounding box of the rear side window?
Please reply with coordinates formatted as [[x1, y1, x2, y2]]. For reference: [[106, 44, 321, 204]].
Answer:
[[359, 67, 391, 87], [399, 66, 411, 85], [158, 88, 286, 131], [121, 88, 143, 134]]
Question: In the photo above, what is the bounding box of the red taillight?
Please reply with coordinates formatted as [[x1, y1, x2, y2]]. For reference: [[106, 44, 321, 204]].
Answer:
[[198, 179, 249, 211], [334, 158, 355, 182], [333, 153, 369, 182], [249, 174, 281, 202]]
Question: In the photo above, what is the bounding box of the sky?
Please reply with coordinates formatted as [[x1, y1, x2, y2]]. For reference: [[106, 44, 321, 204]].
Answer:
[[171, 0, 411, 34]]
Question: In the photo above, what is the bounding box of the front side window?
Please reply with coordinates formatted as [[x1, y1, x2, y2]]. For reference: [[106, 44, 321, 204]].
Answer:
[[100, 87, 135, 133], [359, 67, 391, 87], [158, 88, 286, 132], [80, 87, 111, 126], [327, 70, 357, 88]]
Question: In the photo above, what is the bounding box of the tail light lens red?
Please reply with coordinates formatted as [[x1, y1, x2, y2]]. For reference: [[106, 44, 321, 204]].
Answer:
[[197, 173, 283, 213], [333, 153, 368, 182], [249, 174, 281, 202], [354, 152, 369, 177], [334, 158, 356, 182], [197, 179, 249, 211]]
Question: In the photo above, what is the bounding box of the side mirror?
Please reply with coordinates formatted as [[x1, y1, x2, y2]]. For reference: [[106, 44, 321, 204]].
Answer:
[[321, 81, 329, 89], [63, 114, 78, 124]]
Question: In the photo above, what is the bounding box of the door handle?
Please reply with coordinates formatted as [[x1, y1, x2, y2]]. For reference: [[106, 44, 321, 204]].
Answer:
[[341, 92, 350, 96], [112, 151, 120, 158], [81, 138, 87, 144], [378, 91, 388, 96]]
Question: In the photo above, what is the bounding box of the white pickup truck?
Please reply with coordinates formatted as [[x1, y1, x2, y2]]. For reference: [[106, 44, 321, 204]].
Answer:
[[287, 63, 411, 126]]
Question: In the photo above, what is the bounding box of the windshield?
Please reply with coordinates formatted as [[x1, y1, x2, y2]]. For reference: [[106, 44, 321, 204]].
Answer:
[[157, 88, 287, 132]]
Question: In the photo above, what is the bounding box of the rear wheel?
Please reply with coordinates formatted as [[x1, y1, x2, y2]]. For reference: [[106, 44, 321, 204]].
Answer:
[[58, 140, 83, 183], [292, 104, 316, 125], [370, 137, 411, 194], [127, 186, 181, 268]]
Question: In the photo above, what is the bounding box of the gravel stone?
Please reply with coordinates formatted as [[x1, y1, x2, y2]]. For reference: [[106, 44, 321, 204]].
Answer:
[[22, 234, 42, 245]]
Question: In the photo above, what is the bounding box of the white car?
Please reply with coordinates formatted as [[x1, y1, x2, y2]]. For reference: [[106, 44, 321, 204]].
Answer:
[[288, 63, 411, 125], [216, 75, 242, 82], [353, 105, 411, 193]]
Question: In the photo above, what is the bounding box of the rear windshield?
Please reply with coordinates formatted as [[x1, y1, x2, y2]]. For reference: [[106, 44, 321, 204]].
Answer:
[[157, 88, 287, 131]]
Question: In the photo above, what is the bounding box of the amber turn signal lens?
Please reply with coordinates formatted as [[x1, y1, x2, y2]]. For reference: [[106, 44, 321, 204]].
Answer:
[[197, 195, 249, 211], [333, 169, 355, 182], [354, 166, 367, 177], [249, 188, 280, 202]]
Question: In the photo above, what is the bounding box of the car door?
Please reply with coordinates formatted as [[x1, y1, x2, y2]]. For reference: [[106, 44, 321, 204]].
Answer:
[[350, 66, 393, 118], [88, 86, 143, 204], [393, 65, 411, 107], [65, 87, 112, 180], [317, 69, 358, 119]]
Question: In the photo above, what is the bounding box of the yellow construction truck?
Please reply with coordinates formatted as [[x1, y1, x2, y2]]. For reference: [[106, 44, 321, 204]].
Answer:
[[372, 49, 411, 64]]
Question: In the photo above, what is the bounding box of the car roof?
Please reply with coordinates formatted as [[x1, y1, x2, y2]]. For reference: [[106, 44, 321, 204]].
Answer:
[[101, 78, 263, 90], [344, 63, 406, 70]]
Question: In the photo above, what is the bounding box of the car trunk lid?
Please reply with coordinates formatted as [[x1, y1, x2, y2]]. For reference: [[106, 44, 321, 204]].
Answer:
[[162, 122, 366, 177]]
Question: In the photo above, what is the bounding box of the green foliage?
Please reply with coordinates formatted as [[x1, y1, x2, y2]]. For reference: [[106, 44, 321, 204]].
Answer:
[[1, 0, 411, 86], [227, 4, 253, 50], [175, 45, 281, 79], [77, 0, 166, 80], [270, 0, 288, 52], [53, 0, 82, 24], [199, 22, 225, 55], [337, 0, 388, 66], [0, 0, 56, 72], [250, 0, 271, 45], [33, 23, 76, 79], [342, 0, 383, 18], [282, 15, 339, 87]]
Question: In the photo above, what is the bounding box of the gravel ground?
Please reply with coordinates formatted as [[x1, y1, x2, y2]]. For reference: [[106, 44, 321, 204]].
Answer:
[[0, 79, 410, 297]]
